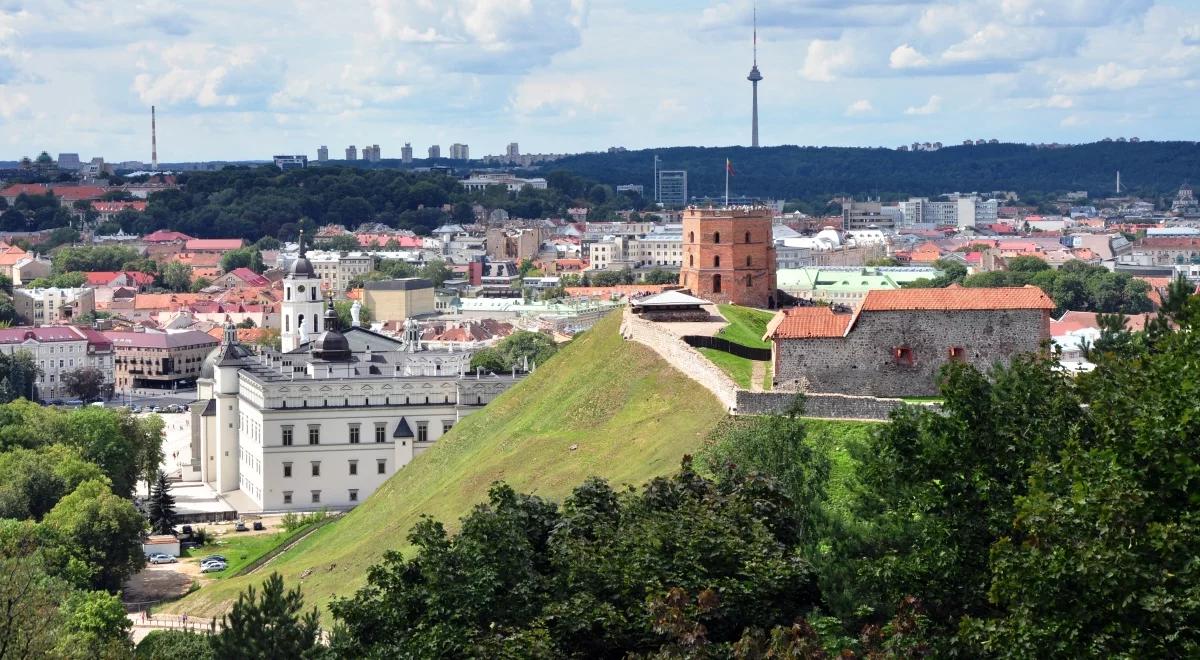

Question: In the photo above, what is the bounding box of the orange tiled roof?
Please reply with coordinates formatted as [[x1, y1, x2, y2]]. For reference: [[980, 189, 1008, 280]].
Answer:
[[861, 286, 1055, 311], [1050, 311, 1150, 335], [766, 306, 853, 339]]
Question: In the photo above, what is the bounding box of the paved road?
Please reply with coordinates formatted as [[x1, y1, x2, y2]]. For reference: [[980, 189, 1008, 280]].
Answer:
[[101, 387, 199, 409]]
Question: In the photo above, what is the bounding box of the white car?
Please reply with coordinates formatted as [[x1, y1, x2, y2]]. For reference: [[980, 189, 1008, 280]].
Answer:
[[200, 560, 227, 574], [147, 553, 177, 564]]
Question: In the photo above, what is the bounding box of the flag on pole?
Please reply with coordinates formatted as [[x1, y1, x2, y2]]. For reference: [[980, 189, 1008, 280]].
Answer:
[[726, 158, 735, 176]]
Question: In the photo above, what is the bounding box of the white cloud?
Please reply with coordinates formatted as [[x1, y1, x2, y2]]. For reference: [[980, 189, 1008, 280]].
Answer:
[[801, 39, 858, 81], [905, 94, 943, 115], [510, 77, 605, 119], [1060, 113, 1085, 127], [1058, 62, 1148, 92], [845, 99, 874, 116], [132, 43, 284, 110], [1026, 94, 1074, 109], [0, 87, 29, 120], [889, 43, 930, 69]]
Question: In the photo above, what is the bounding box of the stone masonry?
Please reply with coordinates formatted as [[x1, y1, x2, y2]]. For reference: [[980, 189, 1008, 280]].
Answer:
[[679, 207, 777, 308]]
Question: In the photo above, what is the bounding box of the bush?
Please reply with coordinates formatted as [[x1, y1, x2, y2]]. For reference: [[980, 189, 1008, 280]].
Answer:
[[135, 629, 212, 660]]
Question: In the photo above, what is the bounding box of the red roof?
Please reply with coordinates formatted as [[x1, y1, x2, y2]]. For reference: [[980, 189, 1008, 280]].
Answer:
[[861, 286, 1055, 312], [224, 267, 270, 286], [1, 183, 108, 201], [0, 326, 87, 344], [92, 200, 147, 213], [766, 307, 853, 339], [84, 271, 155, 287], [185, 238, 244, 251], [1141, 237, 1200, 249], [143, 230, 194, 243], [356, 234, 423, 248]]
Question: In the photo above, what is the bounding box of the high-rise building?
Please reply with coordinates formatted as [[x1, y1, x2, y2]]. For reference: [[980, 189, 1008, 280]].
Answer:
[[680, 207, 777, 308], [747, 6, 763, 147], [317, 145, 329, 162], [56, 153, 81, 170], [956, 196, 978, 229], [362, 145, 381, 162], [449, 143, 469, 160], [401, 143, 413, 164], [428, 145, 441, 159], [842, 199, 891, 231], [657, 170, 687, 206], [345, 145, 357, 161], [506, 142, 520, 160]]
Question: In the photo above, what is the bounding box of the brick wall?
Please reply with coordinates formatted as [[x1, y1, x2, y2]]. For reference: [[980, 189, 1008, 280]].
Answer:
[[773, 308, 1049, 397], [621, 309, 737, 411]]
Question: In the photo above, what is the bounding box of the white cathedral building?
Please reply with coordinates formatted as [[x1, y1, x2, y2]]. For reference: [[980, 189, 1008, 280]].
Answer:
[[184, 237, 522, 511]]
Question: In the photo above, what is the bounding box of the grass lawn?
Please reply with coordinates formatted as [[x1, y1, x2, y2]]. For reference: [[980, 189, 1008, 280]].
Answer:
[[699, 347, 753, 388], [714, 304, 775, 349], [802, 418, 878, 520], [167, 311, 729, 624], [183, 529, 300, 578]]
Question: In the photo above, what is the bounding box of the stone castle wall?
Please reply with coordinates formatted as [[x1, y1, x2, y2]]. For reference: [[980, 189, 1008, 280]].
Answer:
[[773, 308, 1049, 397], [621, 309, 738, 411], [735, 390, 932, 420]]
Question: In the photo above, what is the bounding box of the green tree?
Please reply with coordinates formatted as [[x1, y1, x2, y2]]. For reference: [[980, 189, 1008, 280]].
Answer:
[[219, 247, 264, 274], [190, 277, 212, 292], [61, 367, 105, 402], [0, 553, 69, 660], [0, 445, 106, 520], [160, 262, 193, 293], [417, 259, 452, 287], [43, 479, 146, 591], [209, 573, 322, 660], [0, 351, 39, 402], [333, 300, 371, 328], [316, 235, 361, 252], [135, 630, 213, 660], [468, 347, 506, 373], [54, 590, 132, 659], [330, 460, 821, 657], [147, 471, 176, 536]]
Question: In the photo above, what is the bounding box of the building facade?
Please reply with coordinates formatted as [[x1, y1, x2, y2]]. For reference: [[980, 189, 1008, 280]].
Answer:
[[0, 326, 113, 401], [449, 143, 470, 160], [680, 207, 777, 308], [105, 330, 218, 392], [14, 287, 95, 325], [362, 279, 436, 322], [766, 287, 1054, 397], [656, 170, 687, 206], [186, 311, 521, 511]]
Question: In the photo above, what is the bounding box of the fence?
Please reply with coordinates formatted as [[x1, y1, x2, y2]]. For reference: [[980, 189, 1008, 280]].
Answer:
[[682, 335, 772, 361]]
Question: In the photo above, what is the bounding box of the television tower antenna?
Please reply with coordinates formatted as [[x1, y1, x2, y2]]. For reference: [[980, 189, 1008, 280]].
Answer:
[[151, 106, 158, 171], [747, 2, 763, 148], [1116, 170, 1121, 194]]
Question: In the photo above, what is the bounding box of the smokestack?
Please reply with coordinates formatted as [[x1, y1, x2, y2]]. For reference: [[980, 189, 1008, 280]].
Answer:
[[151, 106, 158, 171]]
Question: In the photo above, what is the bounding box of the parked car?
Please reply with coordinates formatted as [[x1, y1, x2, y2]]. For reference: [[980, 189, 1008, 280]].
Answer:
[[200, 561, 227, 573], [150, 406, 161, 413], [200, 554, 227, 564], [252, 521, 265, 531], [234, 521, 248, 532], [147, 553, 177, 564]]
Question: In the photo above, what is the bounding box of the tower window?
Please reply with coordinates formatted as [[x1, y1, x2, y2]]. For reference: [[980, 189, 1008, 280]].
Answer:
[[713, 232, 721, 244], [745, 231, 751, 243], [714, 255, 721, 267], [746, 255, 752, 267], [713, 274, 722, 293], [688, 231, 694, 243], [689, 254, 694, 267]]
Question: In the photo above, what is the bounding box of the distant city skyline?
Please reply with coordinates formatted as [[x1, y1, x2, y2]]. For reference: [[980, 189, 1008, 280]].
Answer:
[[1, 1, 1198, 161]]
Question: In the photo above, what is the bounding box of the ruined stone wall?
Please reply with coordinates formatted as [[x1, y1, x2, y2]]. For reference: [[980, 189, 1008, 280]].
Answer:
[[773, 308, 1049, 397], [621, 309, 738, 411], [734, 390, 926, 420]]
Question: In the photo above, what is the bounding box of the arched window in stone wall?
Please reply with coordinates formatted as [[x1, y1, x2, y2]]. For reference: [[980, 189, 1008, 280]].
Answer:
[[713, 274, 722, 293], [689, 254, 694, 267], [746, 255, 752, 267], [745, 231, 751, 243], [714, 232, 721, 244], [714, 255, 721, 268], [688, 231, 694, 243]]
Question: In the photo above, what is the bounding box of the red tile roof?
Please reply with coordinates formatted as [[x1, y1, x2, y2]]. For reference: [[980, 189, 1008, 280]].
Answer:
[[92, 200, 147, 213], [766, 306, 854, 339], [224, 267, 270, 286], [0, 184, 108, 201], [1050, 311, 1150, 336], [83, 271, 155, 287], [143, 230, 194, 243], [1140, 237, 1200, 249], [861, 286, 1055, 312], [103, 330, 218, 349]]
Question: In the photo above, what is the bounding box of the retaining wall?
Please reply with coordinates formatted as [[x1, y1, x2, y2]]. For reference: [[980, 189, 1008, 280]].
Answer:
[[735, 390, 935, 420], [621, 309, 738, 411]]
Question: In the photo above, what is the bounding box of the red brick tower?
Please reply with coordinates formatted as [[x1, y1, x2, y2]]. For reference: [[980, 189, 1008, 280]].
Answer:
[[680, 207, 776, 308]]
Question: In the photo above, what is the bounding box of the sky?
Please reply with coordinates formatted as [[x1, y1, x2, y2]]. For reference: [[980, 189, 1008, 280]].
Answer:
[[0, 0, 1198, 162]]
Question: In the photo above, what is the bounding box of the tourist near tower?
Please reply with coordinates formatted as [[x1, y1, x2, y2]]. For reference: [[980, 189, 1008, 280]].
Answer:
[[747, 4, 762, 147]]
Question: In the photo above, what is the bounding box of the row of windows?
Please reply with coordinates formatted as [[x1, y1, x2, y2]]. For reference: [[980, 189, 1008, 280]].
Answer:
[[687, 231, 755, 244], [282, 489, 356, 505], [282, 459, 387, 478], [280, 421, 451, 445], [891, 346, 968, 366], [687, 255, 755, 268]]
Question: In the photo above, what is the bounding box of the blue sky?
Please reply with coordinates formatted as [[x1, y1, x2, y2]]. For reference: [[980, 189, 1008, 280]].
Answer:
[[0, 0, 1198, 161]]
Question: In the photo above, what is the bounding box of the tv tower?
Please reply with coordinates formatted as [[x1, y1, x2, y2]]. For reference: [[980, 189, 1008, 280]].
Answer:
[[747, 3, 763, 148], [151, 105, 158, 171]]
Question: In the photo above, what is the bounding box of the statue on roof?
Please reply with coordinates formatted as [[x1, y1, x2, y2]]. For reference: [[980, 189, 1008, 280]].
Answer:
[[350, 299, 362, 327]]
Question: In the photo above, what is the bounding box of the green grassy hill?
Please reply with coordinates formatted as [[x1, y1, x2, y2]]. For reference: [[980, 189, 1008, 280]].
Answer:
[[169, 312, 729, 621]]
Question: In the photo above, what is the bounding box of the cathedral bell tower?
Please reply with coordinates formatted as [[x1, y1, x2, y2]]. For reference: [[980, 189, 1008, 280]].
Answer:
[[281, 230, 325, 352]]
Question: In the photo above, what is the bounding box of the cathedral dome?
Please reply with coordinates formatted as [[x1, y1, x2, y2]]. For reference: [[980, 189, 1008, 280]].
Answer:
[[311, 301, 351, 361], [287, 229, 316, 278], [200, 323, 254, 378]]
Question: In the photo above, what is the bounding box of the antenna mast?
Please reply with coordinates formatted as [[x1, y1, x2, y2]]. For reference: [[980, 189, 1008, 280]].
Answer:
[[151, 106, 158, 171], [1116, 170, 1121, 194]]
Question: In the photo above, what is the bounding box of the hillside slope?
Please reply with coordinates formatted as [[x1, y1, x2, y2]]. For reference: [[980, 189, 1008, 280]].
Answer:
[[171, 312, 728, 620]]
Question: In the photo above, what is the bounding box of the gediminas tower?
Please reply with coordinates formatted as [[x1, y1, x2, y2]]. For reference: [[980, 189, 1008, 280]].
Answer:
[[680, 206, 777, 309]]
